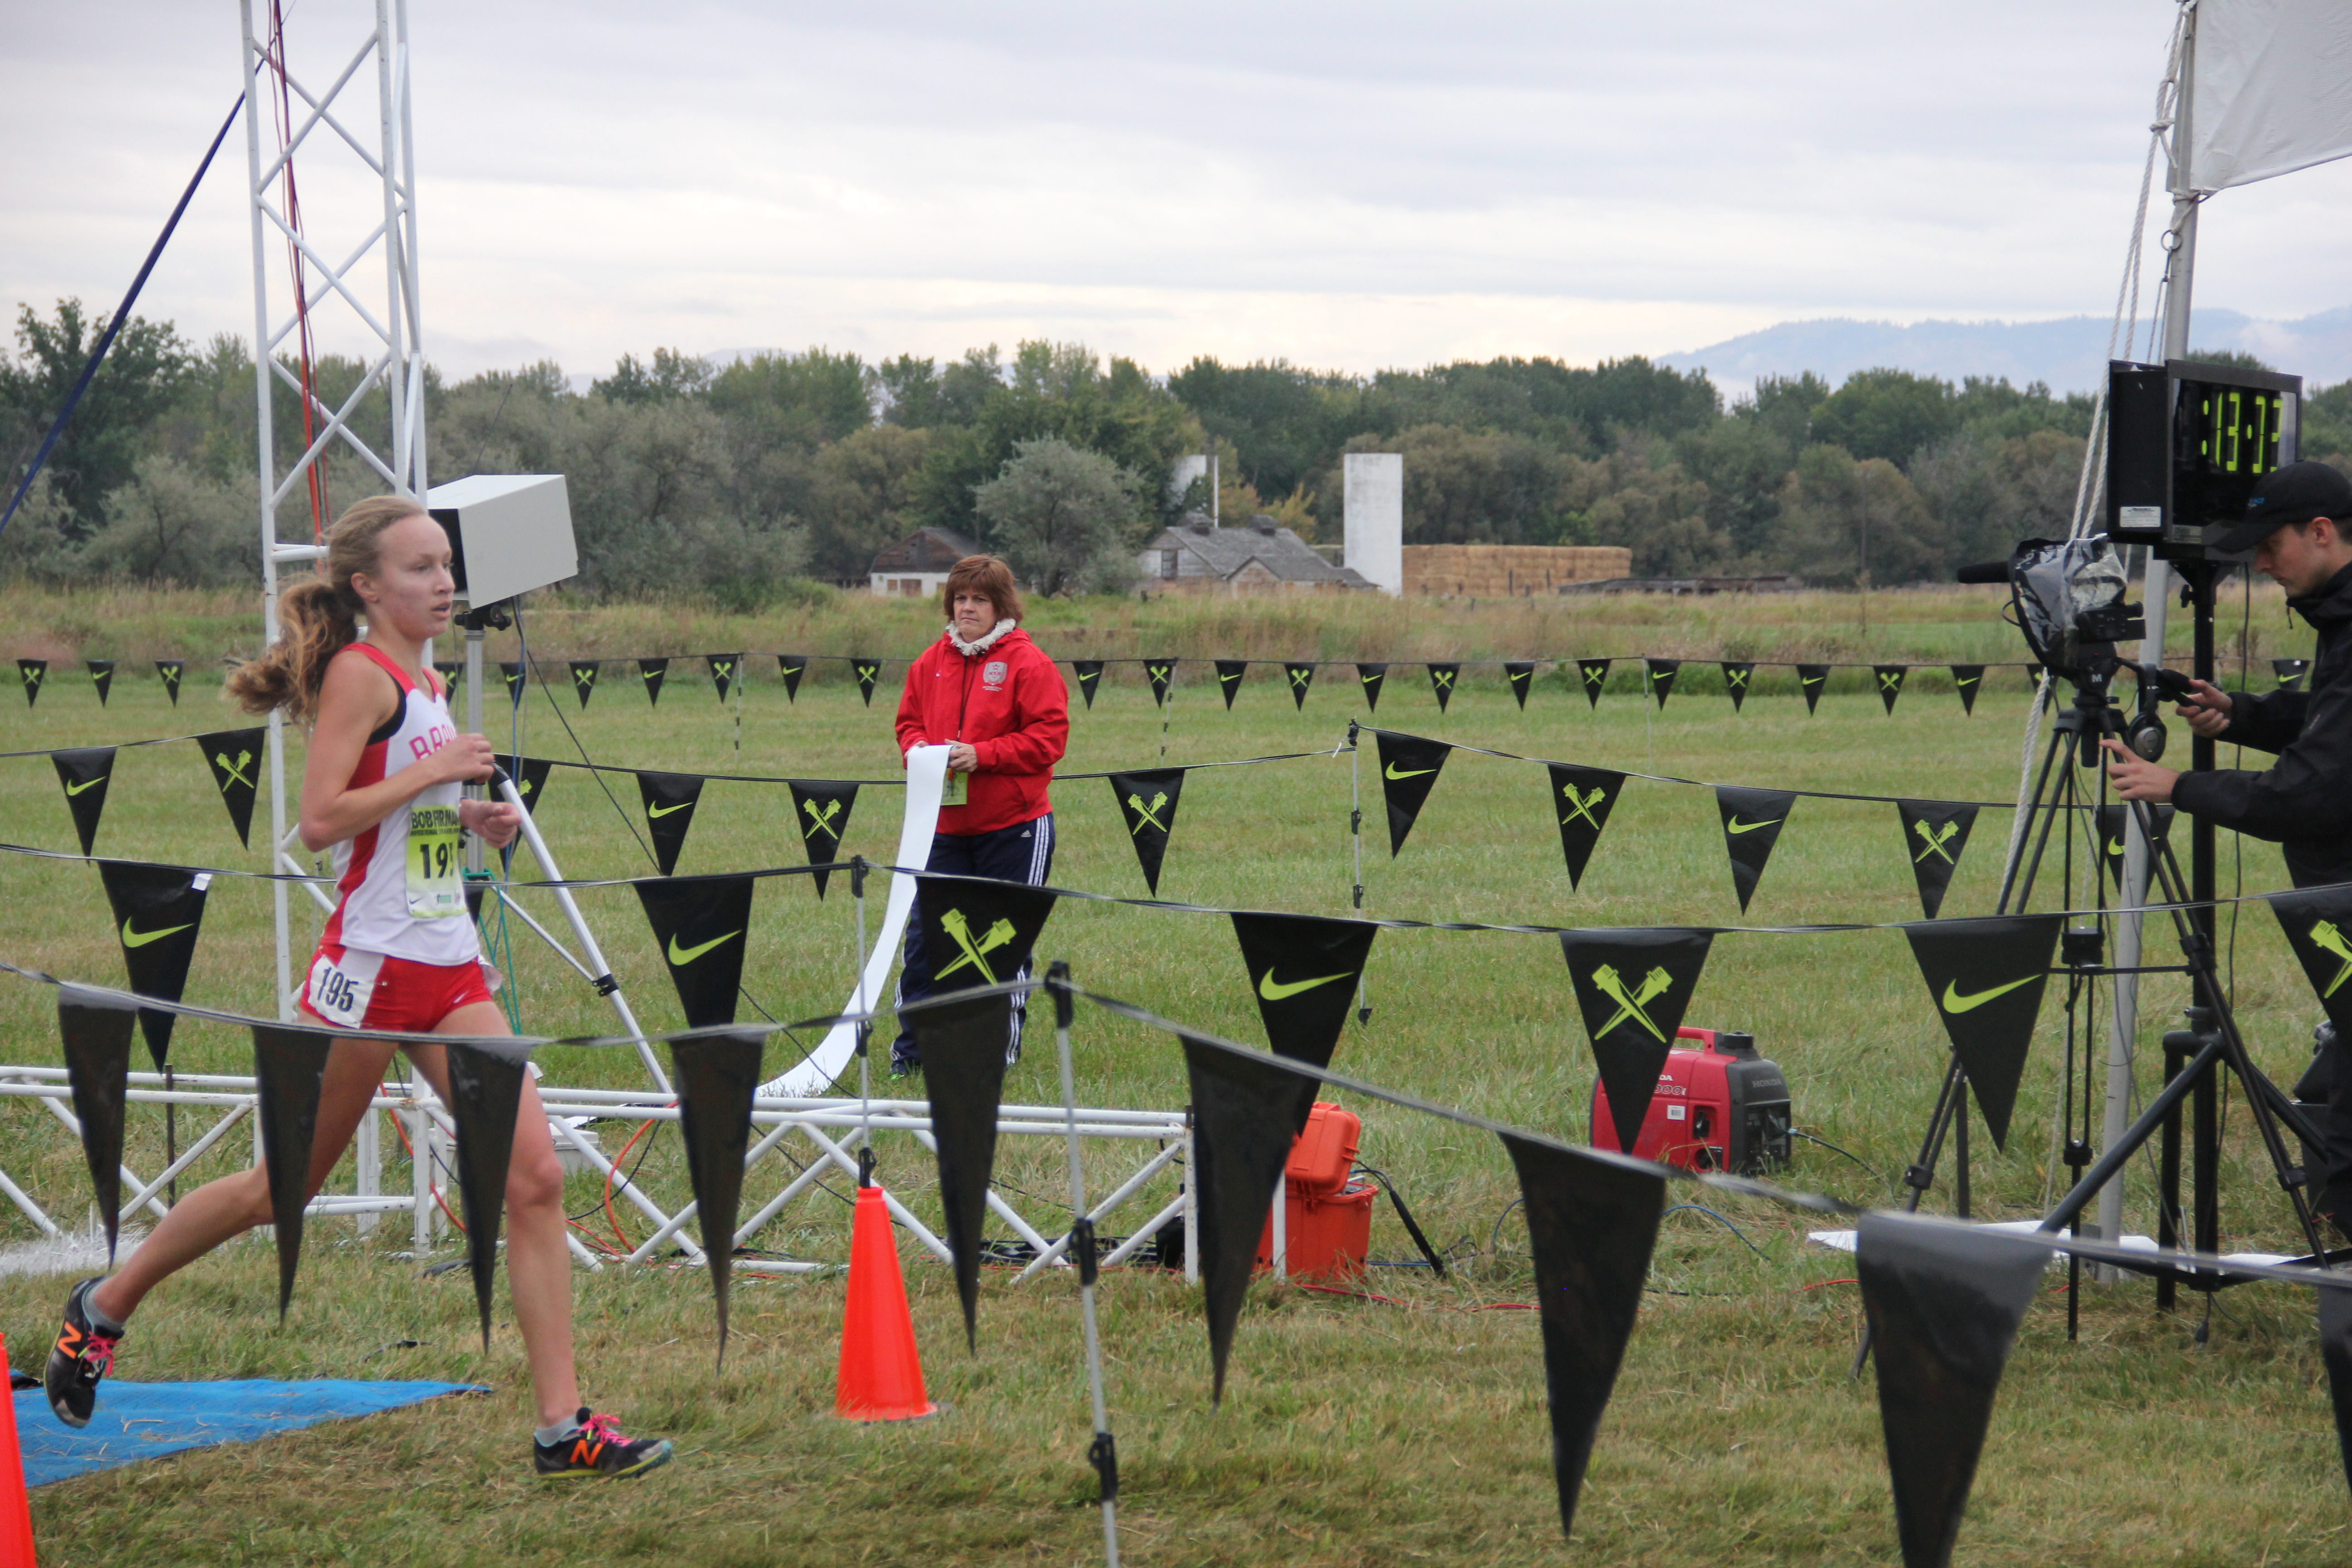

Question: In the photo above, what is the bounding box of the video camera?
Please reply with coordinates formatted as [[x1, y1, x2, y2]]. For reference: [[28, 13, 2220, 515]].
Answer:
[[1956, 537, 2189, 761]]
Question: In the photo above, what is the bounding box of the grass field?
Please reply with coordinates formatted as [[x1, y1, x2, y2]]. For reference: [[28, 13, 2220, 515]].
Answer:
[[0, 585, 2343, 1566]]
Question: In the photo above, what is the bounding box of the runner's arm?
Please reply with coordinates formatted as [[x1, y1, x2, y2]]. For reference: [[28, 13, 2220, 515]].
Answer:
[[298, 655, 495, 851]]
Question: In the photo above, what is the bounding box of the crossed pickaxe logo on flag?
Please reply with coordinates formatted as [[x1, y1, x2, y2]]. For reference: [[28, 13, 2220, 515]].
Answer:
[[714, 661, 734, 678], [1559, 784, 1608, 830], [1430, 668, 1454, 691], [214, 750, 255, 792], [573, 666, 597, 689], [857, 664, 878, 682], [936, 907, 1017, 983], [2311, 918, 2352, 998], [1912, 818, 1960, 864], [1879, 670, 1903, 693], [801, 798, 842, 843], [1125, 792, 1170, 836], [20, 667, 39, 690], [1148, 665, 1170, 684], [1581, 666, 1605, 691], [1289, 667, 1312, 689], [1591, 964, 1672, 1041], [1726, 667, 1749, 691]]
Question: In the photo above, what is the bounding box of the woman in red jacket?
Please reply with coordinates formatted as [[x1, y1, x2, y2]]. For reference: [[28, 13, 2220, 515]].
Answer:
[[890, 554, 1069, 1073]]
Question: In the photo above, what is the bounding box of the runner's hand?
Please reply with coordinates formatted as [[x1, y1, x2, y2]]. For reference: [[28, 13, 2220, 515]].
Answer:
[[460, 797, 521, 849], [430, 733, 498, 786]]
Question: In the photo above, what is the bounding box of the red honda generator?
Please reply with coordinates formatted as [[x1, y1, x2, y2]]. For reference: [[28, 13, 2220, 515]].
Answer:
[[1255, 1101, 1378, 1279], [1589, 1027, 1791, 1175]]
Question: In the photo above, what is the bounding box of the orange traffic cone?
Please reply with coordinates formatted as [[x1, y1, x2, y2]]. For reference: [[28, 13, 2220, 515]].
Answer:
[[834, 1186, 937, 1421], [0, 1333, 36, 1568]]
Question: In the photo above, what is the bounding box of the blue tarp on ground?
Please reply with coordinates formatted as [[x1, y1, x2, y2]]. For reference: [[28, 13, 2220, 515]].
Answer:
[[12, 1379, 477, 1486]]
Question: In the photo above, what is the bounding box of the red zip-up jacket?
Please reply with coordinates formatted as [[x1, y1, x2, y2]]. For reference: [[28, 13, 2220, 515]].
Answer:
[[894, 626, 1069, 834]]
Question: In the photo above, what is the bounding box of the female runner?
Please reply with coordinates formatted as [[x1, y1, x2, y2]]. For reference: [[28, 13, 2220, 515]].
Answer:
[[45, 496, 672, 1480]]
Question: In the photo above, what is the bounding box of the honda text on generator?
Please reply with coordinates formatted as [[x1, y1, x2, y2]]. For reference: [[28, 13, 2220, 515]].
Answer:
[[1589, 1027, 1792, 1175]]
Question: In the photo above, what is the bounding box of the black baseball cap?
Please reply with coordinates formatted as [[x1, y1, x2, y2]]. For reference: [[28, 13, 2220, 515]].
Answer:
[[2211, 461, 2352, 553]]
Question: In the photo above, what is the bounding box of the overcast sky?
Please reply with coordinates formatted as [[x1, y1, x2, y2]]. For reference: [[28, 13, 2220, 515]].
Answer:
[[6, 0, 2350, 384]]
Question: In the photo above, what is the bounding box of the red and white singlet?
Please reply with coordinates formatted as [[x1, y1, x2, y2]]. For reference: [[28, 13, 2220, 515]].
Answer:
[[302, 643, 480, 1029]]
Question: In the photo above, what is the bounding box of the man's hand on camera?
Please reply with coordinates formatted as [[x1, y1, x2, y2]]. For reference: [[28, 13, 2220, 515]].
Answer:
[[2100, 737, 2179, 803], [2173, 678, 2234, 740]]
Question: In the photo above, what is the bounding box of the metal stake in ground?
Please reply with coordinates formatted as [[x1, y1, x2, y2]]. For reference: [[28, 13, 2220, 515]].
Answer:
[[1046, 961, 1121, 1568]]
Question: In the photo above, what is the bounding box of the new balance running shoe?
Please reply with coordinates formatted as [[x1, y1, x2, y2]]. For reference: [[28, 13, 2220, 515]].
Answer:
[[45, 1277, 123, 1429], [533, 1408, 674, 1480]]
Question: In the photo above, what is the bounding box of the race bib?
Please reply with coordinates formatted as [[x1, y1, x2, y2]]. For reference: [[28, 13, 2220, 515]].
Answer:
[[306, 950, 376, 1027], [406, 804, 465, 918], [941, 770, 967, 807]]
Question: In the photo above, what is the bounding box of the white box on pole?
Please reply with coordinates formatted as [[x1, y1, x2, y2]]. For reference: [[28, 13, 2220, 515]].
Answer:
[[426, 473, 578, 605], [1343, 453, 1403, 597]]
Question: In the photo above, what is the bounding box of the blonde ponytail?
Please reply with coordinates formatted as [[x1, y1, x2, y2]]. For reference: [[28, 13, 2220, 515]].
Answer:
[[227, 496, 422, 723]]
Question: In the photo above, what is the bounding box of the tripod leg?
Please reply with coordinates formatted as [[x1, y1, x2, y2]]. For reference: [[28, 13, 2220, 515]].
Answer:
[[498, 775, 672, 1095], [1997, 724, 2072, 914], [1853, 1057, 1969, 1376]]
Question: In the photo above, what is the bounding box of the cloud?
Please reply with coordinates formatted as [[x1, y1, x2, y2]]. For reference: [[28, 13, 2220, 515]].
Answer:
[[5, 0, 2350, 381]]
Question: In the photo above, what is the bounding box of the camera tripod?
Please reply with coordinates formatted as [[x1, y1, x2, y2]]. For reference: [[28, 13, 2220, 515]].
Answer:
[[1892, 668, 2331, 1330]]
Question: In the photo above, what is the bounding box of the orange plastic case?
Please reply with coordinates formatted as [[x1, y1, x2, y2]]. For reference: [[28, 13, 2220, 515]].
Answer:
[[1254, 1102, 1377, 1278]]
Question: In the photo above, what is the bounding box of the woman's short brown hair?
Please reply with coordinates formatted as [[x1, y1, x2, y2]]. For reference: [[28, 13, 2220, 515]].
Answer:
[[942, 555, 1023, 622]]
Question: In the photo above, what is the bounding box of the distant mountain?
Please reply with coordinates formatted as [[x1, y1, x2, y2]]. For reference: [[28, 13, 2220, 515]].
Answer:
[[1662, 308, 2352, 397]]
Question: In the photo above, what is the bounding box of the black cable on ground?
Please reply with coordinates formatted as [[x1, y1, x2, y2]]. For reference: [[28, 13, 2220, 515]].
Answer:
[[1353, 1163, 1448, 1278]]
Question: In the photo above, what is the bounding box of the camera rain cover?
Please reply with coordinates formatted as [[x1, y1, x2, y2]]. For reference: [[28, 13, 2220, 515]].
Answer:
[[2010, 538, 2127, 679]]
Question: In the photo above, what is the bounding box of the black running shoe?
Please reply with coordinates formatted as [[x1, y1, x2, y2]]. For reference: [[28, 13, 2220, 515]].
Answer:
[[533, 1409, 673, 1480], [45, 1277, 123, 1429]]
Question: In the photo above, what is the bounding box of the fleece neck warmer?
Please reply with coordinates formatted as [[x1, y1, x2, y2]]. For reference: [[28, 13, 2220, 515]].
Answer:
[[946, 618, 1017, 657]]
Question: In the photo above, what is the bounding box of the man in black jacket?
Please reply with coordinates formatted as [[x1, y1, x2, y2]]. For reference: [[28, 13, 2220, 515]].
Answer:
[[2103, 459, 2352, 1220]]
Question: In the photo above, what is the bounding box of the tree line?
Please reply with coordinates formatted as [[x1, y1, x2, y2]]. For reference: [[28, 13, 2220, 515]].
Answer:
[[4, 297, 2348, 603]]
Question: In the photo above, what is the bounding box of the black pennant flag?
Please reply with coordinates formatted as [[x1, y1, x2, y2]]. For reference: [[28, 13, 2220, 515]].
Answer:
[[1499, 1132, 1664, 1539], [1721, 661, 1755, 711], [154, 658, 184, 705], [637, 657, 669, 706], [1230, 911, 1377, 1090], [1798, 664, 1829, 714], [1179, 1034, 1310, 1402], [1214, 660, 1248, 709], [87, 659, 114, 706], [2277, 657, 2312, 691], [433, 660, 461, 695], [1950, 665, 1984, 715], [1577, 659, 1609, 709], [59, 990, 137, 1263], [1903, 913, 2063, 1150], [2269, 887, 2352, 1040], [1646, 658, 1680, 709], [1875, 664, 1908, 714], [637, 770, 705, 876], [1561, 929, 1713, 1153], [1071, 660, 1103, 709], [18, 658, 46, 707], [98, 860, 210, 1069], [2098, 803, 2173, 887], [443, 1041, 529, 1351], [1505, 661, 1536, 709], [1426, 662, 1459, 711], [779, 654, 807, 702], [499, 661, 524, 707], [634, 873, 755, 1028], [52, 746, 114, 854], [1895, 800, 1979, 920], [854, 657, 882, 706], [909, 990, 1016, 1349], [1715, 786, 1796, 912], [568, 660, 599, 707], [1356, 662, 1387, 710], [788, 780, 859, 897], [1373, 731, 1451, 857], [251, 1024, 331, 1320], [915, 873, 1058, 996], [706, 652, 741, 701], [1283, 662, 1315, 709], [195, 728, 264, 847], [1857, 1211, 2048, 1568], [492, 753, 553, 815], [1547, 764, 1626, 890], [2320, 1289, 2352, 1505], [1145, 659, 1174, 707], [1109, 768, 1185, 894], [670, 1031, 763, 1364]]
